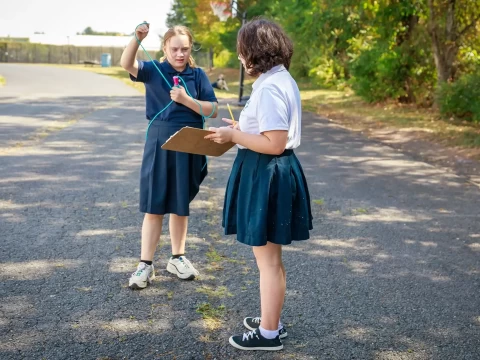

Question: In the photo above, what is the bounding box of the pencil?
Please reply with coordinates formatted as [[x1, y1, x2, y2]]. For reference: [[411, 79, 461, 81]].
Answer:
[[227, 103, 236, 127]]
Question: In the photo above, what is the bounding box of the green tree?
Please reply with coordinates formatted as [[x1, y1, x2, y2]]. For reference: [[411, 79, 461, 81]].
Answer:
[[78, 27, 127, 36], [427, 0, 480, 85], [166, 0, 480, 113], [166, 0, 198, 29]]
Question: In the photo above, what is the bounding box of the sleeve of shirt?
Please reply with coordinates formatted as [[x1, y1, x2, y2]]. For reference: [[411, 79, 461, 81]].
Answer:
[[129, 60, 153, 83], [197, 68, 218, 102], [257, 86, 290, 133]]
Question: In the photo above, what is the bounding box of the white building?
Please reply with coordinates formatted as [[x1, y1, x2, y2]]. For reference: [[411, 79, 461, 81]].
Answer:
[[28, 33, 162, 51]]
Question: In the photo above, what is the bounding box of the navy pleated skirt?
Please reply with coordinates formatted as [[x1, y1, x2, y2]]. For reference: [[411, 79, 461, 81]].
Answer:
[[223, 148, 313, 246], [139, 120, 207, 216]]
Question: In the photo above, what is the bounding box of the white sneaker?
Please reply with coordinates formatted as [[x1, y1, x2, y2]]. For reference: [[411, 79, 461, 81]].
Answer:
[[128, 262, 155, 290], [166, 256, 199, 280]]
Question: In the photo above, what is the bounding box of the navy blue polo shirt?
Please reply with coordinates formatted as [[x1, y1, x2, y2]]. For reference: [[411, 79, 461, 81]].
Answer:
[[130, 60, 218, 124]]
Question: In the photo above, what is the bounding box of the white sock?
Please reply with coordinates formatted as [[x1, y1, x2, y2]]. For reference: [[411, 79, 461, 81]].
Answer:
[[259, 326, 279, 339], [256, 317, 283, 330]]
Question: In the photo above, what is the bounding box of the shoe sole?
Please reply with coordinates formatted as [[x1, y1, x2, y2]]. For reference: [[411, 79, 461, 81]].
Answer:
[[166, 263, 196, 280], [129, 283, 147, 290], [129, 273, 155, 290], [243, 319, 288, 339], [228, 337, 283, 351]]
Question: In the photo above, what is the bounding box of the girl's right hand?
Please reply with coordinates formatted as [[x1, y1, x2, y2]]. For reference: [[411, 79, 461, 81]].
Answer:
[[136, 22, 149, 41]]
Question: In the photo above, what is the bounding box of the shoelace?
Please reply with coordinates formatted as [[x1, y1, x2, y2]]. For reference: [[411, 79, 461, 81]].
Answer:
[[177, 257, 191, 269], [252, 317, 261, 324], [242, 330, 257, 341], [133, 263, 147, 276]]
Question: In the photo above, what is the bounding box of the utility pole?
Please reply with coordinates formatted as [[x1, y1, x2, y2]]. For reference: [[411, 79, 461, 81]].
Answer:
[[237, 9, 247, 106], [67, 36, 72, 64], [230, 0, 249, 106]]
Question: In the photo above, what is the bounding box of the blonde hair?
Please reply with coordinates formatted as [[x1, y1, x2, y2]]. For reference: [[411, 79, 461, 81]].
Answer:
[[160, 26, 196, 68]]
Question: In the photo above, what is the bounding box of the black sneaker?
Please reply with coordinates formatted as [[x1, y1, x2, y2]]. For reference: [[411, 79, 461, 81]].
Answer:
[[229, 329, 283, 351], [243, 317, 288, 339]]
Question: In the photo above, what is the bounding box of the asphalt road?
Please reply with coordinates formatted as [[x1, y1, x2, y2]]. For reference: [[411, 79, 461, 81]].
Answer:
[[0, 64, 479, 360]]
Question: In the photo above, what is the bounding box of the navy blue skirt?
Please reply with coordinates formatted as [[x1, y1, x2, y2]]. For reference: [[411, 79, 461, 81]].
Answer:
[[223, 148, 313, 246], [139, 121, 207, 216]]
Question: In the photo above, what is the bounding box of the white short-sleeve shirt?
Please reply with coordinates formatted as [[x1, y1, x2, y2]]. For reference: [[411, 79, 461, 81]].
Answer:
[[237, 65, 301, 149]]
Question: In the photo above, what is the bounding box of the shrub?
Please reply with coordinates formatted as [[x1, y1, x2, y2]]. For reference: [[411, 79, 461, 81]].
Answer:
[[437, 72, 480, 123]]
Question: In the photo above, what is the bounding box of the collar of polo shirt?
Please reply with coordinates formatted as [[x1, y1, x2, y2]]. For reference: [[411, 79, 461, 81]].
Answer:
[[161, 60, 194, 75], [252, 65, 287, 91]]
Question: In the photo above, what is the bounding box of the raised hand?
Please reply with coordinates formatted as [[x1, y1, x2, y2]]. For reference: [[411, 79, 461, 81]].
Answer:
[[136, 22, 149, 41]]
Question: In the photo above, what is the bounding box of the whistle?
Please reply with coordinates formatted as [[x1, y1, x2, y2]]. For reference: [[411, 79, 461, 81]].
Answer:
[[173, 76, 179, 87]]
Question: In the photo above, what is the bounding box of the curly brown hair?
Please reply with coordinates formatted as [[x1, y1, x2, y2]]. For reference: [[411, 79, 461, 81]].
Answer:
[[236, 19, 293, 77]]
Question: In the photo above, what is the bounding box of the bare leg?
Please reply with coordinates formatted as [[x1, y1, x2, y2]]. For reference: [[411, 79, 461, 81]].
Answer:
[[253, 242, 285, 331], [169, 214, 188, 255], [140, 213, 163, 261]]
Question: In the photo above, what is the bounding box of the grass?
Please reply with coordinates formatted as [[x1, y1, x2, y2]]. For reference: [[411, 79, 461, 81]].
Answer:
[[196, 285, 233, 299], [299, 85, 480, 154], [205, 246, 225, 272], [206, 247, 223, 263], [196, 303, 226, 330], [353, 207, 368, 214], [52, 64, 480, 156]]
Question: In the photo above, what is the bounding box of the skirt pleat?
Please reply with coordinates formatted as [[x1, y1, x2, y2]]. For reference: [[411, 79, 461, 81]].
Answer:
[[223, 148, 313, 246], [139, 121, 207, 216]]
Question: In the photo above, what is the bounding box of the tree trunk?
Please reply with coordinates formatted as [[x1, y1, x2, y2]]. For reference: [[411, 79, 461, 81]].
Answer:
[[428, 0, 459, 85], [430, 29, 450, 83], [397, 13, 419, 103]]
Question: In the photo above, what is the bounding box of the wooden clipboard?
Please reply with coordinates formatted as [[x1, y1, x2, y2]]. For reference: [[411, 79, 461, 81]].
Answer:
[[161, 126, 235, 157]]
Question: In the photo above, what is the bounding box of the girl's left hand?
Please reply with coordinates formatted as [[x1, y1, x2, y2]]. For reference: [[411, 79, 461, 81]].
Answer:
[[221, 117, 240, 129], [204, 127, 234, 144], [170, 86, 188, 104]]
